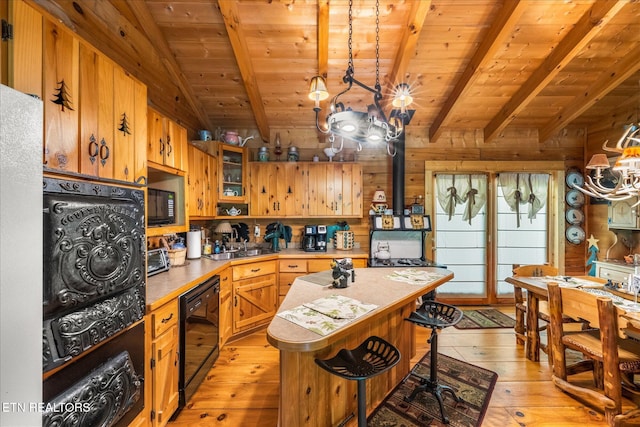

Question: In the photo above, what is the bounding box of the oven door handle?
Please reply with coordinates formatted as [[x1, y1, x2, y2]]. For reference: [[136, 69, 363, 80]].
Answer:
[[190, 299, 203, 313]]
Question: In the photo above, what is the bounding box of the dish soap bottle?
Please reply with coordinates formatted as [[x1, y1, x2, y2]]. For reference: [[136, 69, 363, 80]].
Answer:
[[214, 240, 221, 254], [203, 238, 212, 255]]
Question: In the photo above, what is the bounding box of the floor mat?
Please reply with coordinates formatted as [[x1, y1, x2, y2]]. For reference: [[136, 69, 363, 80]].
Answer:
[[454, 309, 516, 329], [368, 352, 498, 427]]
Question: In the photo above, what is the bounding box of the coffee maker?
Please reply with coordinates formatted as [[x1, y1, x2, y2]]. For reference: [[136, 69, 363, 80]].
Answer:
[[302, 225, 327, 252]]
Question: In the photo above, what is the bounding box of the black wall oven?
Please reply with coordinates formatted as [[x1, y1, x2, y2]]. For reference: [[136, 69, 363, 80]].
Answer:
[[42, 177, 146, 427], [178, 275, 220, 410]]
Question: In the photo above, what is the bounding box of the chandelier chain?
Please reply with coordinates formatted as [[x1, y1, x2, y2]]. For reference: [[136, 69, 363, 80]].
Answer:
[[347, 0, 353, 72], [375, 0, 380, 88]]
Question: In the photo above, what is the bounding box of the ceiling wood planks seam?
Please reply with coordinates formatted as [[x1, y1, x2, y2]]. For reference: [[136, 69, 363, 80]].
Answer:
[[26, 0, 640, 144]]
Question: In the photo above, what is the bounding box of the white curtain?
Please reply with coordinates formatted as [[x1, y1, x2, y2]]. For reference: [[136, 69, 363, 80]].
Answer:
[[436, 174, 487, 224], [499, 173, 549, 227]]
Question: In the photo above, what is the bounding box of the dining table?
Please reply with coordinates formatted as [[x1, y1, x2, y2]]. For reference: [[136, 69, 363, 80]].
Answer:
[[505, 275, 640, 362]]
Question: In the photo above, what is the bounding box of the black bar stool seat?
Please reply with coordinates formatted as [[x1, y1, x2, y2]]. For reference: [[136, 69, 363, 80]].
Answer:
[[404, 300, 464, 424], [315, 335, 400, 427]]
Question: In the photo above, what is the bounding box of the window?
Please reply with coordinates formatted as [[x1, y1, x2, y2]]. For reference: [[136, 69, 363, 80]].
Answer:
[[425, 161, 562, 304]]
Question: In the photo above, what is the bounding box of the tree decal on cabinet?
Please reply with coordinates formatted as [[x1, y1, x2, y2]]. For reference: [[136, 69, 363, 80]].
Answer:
[[118, 113, 132, 136], [51, 80, 74, 111]]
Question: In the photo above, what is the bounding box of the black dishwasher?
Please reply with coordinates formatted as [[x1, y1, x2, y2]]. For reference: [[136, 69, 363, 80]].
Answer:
[[177, 275, 220, 410]]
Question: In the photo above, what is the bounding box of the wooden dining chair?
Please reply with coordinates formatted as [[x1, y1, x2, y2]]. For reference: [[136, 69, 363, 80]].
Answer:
[[512, 264, 563, 362], [547, 282, 640, 426]]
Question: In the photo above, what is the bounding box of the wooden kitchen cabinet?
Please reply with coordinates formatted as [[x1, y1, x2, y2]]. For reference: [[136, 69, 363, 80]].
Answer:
[[277, 257, 367, 305], [609, 199, 640, 229], [78, 45, 147, 183], [218, 267, 233, 347], [232, 260, 277, 335], [249, 162, 362, 218], [188, 144, 217, 218], [2, 0, 43, 97], [43, 18, 79, 172], [249, 162, 307, 217], [307, 163, 363, 217], [43, 18, 147, 183], [148, 299, 180, 427], [148, 107, 187, 172], [218, 143, 248, 204], [278, 259, 307, 306]]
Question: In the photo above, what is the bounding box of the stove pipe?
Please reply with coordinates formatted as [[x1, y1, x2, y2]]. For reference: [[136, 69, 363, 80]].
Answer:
[[392, 131, 405, 215]]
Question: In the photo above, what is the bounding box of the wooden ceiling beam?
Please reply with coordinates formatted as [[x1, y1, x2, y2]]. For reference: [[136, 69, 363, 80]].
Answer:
[[539, 43, 640, 143], [218, 1, 270, 142], [428, 0, 529, 144], [124, 0, 214, 132], [484, 0, 628, 144], [383, 0, 431, 106]]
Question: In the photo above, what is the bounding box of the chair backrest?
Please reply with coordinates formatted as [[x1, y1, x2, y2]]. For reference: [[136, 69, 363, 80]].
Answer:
[[551, 285, 603, 329], [512, 264, 558, 277], [547, 281, 623, 423]]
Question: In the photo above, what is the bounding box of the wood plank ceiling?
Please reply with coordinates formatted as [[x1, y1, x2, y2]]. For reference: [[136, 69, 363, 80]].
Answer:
[[32, 0, 640, 144]]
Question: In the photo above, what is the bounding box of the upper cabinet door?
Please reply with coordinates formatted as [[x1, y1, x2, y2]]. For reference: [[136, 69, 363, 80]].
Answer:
[[43, 19, 79, 172], [4, 1, 43, 98], [147, 107, 186, 172], [307, 163, 362, 218], [147, 108, 166, 166], [218, 144, 248, 203]]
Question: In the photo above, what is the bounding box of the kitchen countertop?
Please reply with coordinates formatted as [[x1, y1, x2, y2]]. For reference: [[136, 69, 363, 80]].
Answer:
[[146, 248, 368, 311], [267, 267, 453, 352]]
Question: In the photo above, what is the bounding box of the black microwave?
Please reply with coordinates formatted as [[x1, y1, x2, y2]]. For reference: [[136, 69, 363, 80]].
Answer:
[[148, 188, 176, 226]]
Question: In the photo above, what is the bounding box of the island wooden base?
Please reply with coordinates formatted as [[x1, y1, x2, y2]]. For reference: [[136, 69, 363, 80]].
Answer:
[[267, 267, 453, 427], [277, 301, 416, 427]]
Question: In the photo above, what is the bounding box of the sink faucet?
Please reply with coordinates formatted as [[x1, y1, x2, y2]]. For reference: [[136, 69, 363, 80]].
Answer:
[[229, 228, 238, 250], [243, 239, 248, 251]]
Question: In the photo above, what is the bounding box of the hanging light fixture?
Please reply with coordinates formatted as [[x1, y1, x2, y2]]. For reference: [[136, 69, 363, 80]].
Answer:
[[308, 0, 415, 155], [574, 123, 640, 204]]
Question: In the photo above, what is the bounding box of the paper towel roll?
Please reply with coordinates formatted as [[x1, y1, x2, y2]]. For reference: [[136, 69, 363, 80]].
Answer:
[[187, 231, 201, 259]]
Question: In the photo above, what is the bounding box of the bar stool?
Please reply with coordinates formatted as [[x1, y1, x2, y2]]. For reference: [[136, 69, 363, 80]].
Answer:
[[315, 335, 400, 427], [404, 300, 464, 424]]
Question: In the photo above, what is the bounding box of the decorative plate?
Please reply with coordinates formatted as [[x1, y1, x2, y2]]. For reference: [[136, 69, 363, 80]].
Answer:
[[565, 225, 586, 244], [565, 189, 585, 207], [565, 208, 584, 225], [566, 168, 584, 188]]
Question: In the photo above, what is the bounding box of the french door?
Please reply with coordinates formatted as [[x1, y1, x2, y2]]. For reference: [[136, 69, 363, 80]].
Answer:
[[425, 162, 564, 305]]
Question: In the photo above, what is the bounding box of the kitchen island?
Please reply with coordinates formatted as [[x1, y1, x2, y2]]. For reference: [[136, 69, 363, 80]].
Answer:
[[267, 267, 453, 427]]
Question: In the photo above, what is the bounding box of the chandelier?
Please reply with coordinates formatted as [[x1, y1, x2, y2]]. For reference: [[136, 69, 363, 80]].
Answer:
[[308, 0, 414, 156], [574, 123, 640, 204]]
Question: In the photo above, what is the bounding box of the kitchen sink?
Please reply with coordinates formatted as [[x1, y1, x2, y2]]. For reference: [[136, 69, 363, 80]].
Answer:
[[203, 248, 269, 261], [238, 249, 263, 257], [204, 252, 234, 261]]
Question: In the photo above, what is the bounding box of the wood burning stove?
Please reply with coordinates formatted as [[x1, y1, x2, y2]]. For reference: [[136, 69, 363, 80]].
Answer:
[[42, 177, 146, 426]]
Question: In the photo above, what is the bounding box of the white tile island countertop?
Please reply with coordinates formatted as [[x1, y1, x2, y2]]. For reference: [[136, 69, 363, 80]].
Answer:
[[266, 266, 454, 427]]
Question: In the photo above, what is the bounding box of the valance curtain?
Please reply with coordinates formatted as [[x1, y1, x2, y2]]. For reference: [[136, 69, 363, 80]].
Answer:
[[436, 174, 487, 224], [499, 173, 549, 227]]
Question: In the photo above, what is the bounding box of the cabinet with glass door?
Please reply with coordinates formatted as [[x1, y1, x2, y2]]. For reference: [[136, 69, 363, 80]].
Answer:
[[218, 144, 247, 204]]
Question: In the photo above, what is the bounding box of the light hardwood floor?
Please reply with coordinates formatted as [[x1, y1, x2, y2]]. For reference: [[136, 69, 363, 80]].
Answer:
[[169, 306, 637, 426]]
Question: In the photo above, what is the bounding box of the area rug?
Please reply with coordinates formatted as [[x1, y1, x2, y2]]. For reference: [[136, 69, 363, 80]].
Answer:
[[368, 352, 498, 427], [454, 309, 515, 329]]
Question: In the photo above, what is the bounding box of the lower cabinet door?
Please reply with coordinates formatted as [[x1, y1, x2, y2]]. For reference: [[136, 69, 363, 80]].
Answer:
[[152, 325, 179, 427], [233, 274, 277, 334]]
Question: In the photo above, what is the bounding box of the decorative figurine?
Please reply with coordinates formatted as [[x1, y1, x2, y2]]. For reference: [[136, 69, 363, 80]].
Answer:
[[330, 258, 355, 288]]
